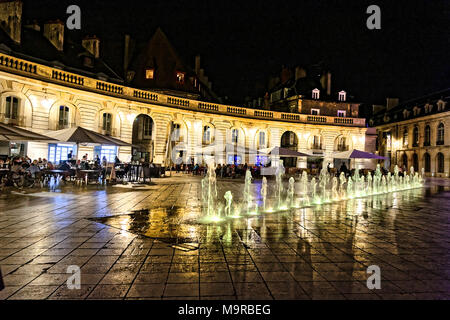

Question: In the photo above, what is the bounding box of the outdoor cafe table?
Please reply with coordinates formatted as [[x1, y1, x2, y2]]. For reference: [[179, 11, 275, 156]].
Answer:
[[42, 169, 70, 183], [79, 169, 101, 184], [127, 164, 142, 182]]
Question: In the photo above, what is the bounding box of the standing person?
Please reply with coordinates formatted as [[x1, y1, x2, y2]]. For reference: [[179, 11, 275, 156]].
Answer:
[[327, 162, 331, 174], [68, 150, 73, 160]]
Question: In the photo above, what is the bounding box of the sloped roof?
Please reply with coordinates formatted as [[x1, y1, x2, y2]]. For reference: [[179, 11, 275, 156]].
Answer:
[[370, 88, 450, 126], [0, 26, 123, 82]]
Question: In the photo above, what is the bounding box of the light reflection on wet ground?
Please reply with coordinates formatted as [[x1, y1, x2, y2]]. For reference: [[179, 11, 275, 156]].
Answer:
[[0, 177, 449, 300]]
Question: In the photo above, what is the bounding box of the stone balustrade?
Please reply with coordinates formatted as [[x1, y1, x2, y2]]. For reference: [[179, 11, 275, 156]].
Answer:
[[0, 52, 365, 128]]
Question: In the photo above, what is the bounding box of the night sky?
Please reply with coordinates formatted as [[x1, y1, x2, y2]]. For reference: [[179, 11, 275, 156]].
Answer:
[[22, 0, 449, 106]]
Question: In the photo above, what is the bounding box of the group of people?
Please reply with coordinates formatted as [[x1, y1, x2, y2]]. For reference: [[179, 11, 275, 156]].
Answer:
[[0, 153, 124, 187], [172, 162, 264, 178]]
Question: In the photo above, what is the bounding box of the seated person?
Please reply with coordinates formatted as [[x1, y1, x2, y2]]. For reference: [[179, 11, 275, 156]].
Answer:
[[56, 161, 71, 181], [57, 161, 71, 171], [27, 160, 41, 178], [10, 159, 26, 185]]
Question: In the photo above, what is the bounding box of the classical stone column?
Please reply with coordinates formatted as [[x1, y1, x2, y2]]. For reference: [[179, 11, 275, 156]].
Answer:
[[212, 120, 231, 165], [152, 112, 171, 165]]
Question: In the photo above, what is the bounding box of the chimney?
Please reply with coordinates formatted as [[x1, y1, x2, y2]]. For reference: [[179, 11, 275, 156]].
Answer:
[[0, 0, 22, 44], [326, 71, 331, 96], [43, 20, 64, 51], [82, 35, 100, 58], [386, 98, 399, 110], [294, 66, 306, 80], [24, 19, 40, 32], [195, 55, 201, 74], [123, 34, 131, 75], [280, 65, 291, 84]]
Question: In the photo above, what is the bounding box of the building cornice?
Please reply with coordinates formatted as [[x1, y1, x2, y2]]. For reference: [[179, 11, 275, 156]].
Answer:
[[0, 52, 366, 129]]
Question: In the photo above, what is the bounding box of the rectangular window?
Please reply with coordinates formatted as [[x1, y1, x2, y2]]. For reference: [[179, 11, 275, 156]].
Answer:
[[227, 155, 241, 165], [59, 106, 69, 128], [48, 143, 77, 164], [259, 131, 265, 146], [5, 96, 19, 119], [102, 113, 112, 132], [311, 108, 320, 115], [94, 145, 117, 163], [231, 129, 238, 143], [143, 117, 152, 137], [172, 123, 181, 141], [145, 68, 154, 79], [203, 126, 211, 144]]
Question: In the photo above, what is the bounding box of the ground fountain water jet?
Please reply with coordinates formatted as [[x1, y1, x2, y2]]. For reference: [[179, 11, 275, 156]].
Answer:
[[199, 162, 425, 224], [261, 176, 268, 211]]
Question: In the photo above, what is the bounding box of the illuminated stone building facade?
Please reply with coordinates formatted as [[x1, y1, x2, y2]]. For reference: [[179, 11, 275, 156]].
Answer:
[[370, 89, 450, 177], [0, 0, 368, 168]]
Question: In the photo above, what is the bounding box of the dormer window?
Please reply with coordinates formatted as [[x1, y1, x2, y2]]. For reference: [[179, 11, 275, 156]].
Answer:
[[338, 90, 346, 101], [437, 99, 446, 111], [176, 71, 185, 84], [403, 109, 410, 118], [145, 68, 154, 79], [312, 88, 320, 99]]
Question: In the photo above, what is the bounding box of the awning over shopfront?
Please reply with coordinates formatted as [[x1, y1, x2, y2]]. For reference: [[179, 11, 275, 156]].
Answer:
[[45, 126, 131, 146], [331, 149, 386, 160], [198, 143, 259, 155], [0, 123, 56, 142], [258, 146, 320, 157]]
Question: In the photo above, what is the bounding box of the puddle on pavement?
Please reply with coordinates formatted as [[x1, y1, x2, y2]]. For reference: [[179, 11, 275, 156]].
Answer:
[[89, 206, 203, 246], [88, 185, 450, 249]]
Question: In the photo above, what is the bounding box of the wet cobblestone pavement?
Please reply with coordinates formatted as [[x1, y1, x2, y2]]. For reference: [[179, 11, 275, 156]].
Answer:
[[0, 176, 449, 300]]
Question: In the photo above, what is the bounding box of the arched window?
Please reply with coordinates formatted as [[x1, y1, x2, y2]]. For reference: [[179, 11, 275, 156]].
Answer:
[[59, 106, 70, 128], [437, 123, 445, 145], [413, 153, 418, 172], [424, 125, 431, 146], [424, 153, 431, 172], [413, 126, 419, 147], [231, 129, 239, 144], [102, 113, 112, 133], [5, 96, 19, 119], [402, 128, 408, 146], [437, 152, 445, 173], [402, 153, 408, 169], [203, 126, 211, 144]]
